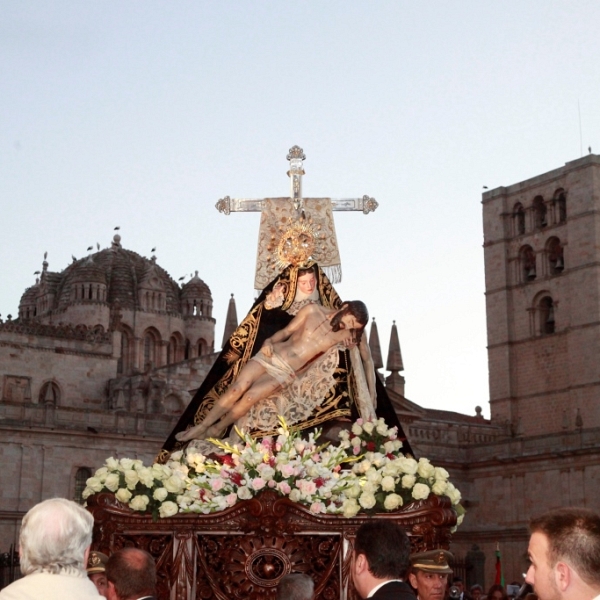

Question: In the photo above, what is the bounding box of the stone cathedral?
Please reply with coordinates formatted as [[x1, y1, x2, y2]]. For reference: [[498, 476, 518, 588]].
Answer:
[[1, 154, 600, 590]]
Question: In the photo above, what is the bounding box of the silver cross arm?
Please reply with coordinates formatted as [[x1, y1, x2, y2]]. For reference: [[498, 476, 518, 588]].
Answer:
[[215, 195, 379, 216]]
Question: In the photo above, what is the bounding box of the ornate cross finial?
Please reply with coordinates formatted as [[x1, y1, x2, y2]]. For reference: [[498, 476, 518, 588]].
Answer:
[[286, 145, 306, 212]]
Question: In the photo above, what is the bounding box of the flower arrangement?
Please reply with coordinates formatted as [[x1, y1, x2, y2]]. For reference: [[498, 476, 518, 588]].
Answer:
[[83, 417, 464, 526]]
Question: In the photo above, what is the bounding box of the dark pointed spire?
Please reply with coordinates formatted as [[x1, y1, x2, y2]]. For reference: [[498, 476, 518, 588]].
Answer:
[[368, 318, 383, 370], [222, 294, 238, 349], [385, 321, 405, 395], [386, 321, 404, 372]]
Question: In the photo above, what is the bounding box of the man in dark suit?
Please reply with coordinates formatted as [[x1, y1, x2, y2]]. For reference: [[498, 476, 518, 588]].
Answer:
[[351, 521, 416, 599], [105, 548, 156, 600]]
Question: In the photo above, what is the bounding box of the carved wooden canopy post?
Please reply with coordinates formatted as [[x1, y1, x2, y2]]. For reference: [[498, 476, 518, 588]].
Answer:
[[87, 490, 456, 600]]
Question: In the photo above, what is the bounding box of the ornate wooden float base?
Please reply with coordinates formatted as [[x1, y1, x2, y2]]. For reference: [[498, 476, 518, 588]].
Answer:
[[87, 491, 456, 600]]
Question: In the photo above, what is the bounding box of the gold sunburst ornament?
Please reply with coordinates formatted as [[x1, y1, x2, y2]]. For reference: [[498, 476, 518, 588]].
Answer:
[[274, 219, 320, 271]]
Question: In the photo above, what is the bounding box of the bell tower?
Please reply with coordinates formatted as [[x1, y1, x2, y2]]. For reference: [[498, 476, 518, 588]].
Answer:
[[482, 154, 600, 436]]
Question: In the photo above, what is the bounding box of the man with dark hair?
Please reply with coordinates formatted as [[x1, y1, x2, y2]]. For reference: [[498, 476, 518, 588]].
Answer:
[[352, 521, 415, 600], [177, 300, 371, 441], [105, 548, 156, 600], [275, 573, 314, 600], [525, 507, 600, 600]]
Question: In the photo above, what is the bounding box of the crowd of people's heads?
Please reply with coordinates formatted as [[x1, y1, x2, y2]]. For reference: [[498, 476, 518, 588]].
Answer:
[[6, 496, 600, 600]]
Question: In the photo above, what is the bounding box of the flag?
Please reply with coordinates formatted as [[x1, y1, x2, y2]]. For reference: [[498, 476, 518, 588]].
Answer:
[[494, 543, 505, 587]]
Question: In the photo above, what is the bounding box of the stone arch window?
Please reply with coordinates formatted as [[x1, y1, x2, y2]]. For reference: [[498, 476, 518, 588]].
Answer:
[[519, 245, 536, 282], [163, 394, 183, 415], [73, 467, 92, 504], [546, 237, 564, 275], [118, 326, 134, 375], [554, 188, 567, 223], [198, 338, 208, 356], [143, 328, 162, 368], [39, 381, 60, 405], [537, 295, 556, 335], [513, 202, 526, 235], [533, 196, 547, 229], [184, 339, 191, 360], [167, 333, 184, 364]]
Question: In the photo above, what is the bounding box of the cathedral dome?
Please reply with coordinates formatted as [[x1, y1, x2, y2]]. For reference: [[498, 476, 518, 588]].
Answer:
[[54, 236, 181, 312], [181, 271, 212, 300]]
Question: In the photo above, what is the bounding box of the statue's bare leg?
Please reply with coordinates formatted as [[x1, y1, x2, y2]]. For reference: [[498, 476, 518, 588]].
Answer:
[[176, 361, 267, 442], [202, 373, 283, 439]]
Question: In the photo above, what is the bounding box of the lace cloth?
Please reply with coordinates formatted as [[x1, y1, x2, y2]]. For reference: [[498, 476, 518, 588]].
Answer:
[[236, 345, 342, 432]]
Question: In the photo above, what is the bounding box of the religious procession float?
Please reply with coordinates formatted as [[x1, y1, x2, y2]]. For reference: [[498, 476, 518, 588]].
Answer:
[[84, 147, 464, 600]]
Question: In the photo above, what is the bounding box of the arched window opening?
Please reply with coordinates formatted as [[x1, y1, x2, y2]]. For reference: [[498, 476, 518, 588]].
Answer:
[[547, 237, 564, 275], [513, 203, 525, 235], [198, 338, 207, 356], [539, 296, 555, 335], [167, 336, 179, 365], [39, 381, 60, 405], [554, 189, 567, 223], [193, 300, 198, 316], [184, 339, 191, 360], [143, 331, 158, 368], [533, 196, 547, 229], [163, 394, 183, 415], [74, 467, 92, 504], [520, 245, 536, 282]]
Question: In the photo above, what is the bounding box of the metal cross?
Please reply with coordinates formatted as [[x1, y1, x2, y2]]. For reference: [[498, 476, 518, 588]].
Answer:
[[215, 146, 379, 216]]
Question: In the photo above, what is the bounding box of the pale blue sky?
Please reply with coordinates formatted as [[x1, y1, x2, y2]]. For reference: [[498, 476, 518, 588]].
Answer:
[[2, 2, 599, 418]]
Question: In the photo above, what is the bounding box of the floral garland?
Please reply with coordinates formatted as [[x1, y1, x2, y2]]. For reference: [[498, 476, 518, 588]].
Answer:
[[83, 417, 465, 526]]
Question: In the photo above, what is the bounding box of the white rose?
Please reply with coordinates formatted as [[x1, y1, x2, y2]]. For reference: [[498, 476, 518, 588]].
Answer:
[[164, 475, 185, 494], [432, 480, 448, 495], [366, 469, 382, 485], [358, 492, 376, 509], [417, 458, 436, 479], [237, 486, 252, 500], [342, 499, 360, 517], [158, 501, 178, 518], [401, 474, 416, 489], [86, 477, 104, 493], [397, 456, 418, 475], [362, 421, 374, 435], [434, 467, 449, 481], [446, 483, 462, 504], [151, 463, 171, 481], [124, 469, 139, 490], [376, 421, 389, 436], [170, 450, 183, 462], [137, 467, 155, 488], [289, 489, 302, 503], [153, 487, 168, 502], [94, 467, 109, 479], [104, 473, 120, 492], [412, 483, 431, 500], [339, 430, 350, 441], [115, 488, 132, 503], [383, 441, 396, 454], [351, 423, 363, 436], [384, 493, 403, 510], [105, 457, 119, 470], [363, 481, 378, 495], [351, 436, 362, 448], [381, 476, 396, 492], [346, 484, 361, 499], [119, 458, 134, 470], [129, 495, 150, 511]]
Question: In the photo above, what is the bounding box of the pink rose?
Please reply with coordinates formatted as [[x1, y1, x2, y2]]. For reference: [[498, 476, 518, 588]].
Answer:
[[251, 478, 266, 491], [226, 493, 237, 506], [278, 481, 291, 495], [211, 479, 225, 492]]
